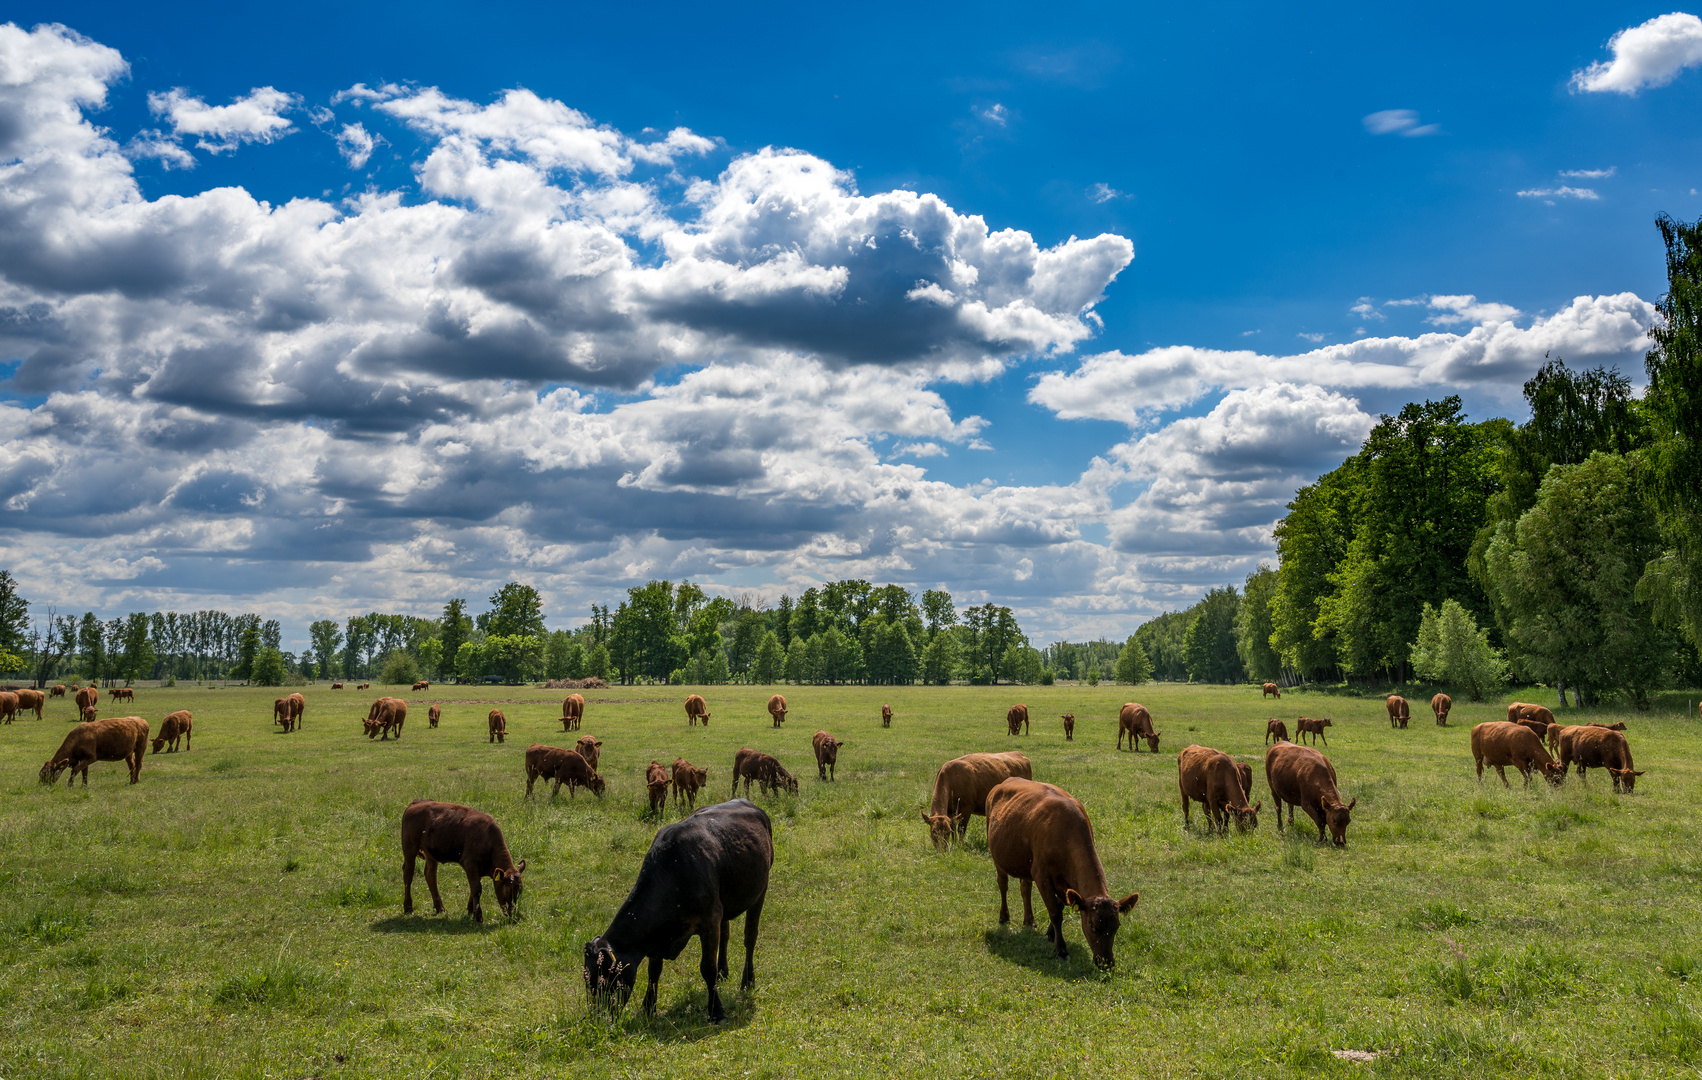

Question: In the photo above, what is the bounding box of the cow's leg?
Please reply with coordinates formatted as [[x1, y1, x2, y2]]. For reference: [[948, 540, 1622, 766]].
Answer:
[[1475, 757, 1484, 783], [464, 865, 483, 922], [741, 897, 763, 990], [1038, 883, 1067, 959], [717, 914, 732, 980], [643, 954, 664, 1015], [1181, 792, 1191, 828], [996, 870, 1011, 924], [1495, 765, 1510, 788], [1020, 877, 1036, 928], [550, 777, 562, 800], [732, 773, 740, 798], [525, 770, 535, 798], [424, 856, 445, 914], [1307, 805, 1326, 844]]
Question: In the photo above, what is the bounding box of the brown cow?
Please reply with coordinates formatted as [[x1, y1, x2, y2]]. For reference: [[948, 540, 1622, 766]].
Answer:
[[1432, 693, 1452, 726], [921, 751, 1033, 848], [273, 697, 294, 732], [49, 684, 66, 698], [1264, 719, 1290, 745], [287, 692, 305, 729], [1561, 726, 1642, 792], [731, 748, 798, 797], [1265, 742, 1355, 846], [1236, 761, 1255, 804], [1471, 721, 1565, 789], [985, 777, 1139, 968], [1117, 703, 1160, 752], [332, 682, 344, 689], [646, 761, 672, 814], [40, 716, 150, 786], [684, 694, 710, 727], [152, 710, 193, 753], [1296, 716, 1332, 745], [767, 693, 788, 728], [0, 691, 16, 724], [1589, 721, 1628, 731], [1006, 704, 1030, 736], [428, 704, 442, 728], [488, 709, 508, 743], [671, 757, 707, 810], [881, 703, 893, 728], [1508, 702, 1556, 727], [1178, 745, 1261, 833], [524, 744, 568, 798], [81, 706, 98, 722], [357, 682, 371, 691], [547, 749, 606, 799], [401, 800, 525, 923], [561, 693, 585, 731], [812, 730, 842, 780], [364, 697, 406, 740], [112, 687, 134, 703], [575, 734, 603, 772], [15, 688, 44, 720], [1262, 682, 1282, 699], [412, 680, 430, 691], [1511, 717, 1550, 742], [1061, 713, 1075, 741], [1386, 696, 1410, 729], [75, 686, 98, 716]]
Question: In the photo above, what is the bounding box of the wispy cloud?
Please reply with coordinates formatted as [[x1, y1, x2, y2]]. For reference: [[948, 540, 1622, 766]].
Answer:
[[1572, 12, 1702, 94], [1560, 166, 1616, 179], [1297, 331, 1325, 343], [148, 86, 299, 153], [1350, 297, 1385, 321], [335, 123, 377, 168], [1362, 109, 1440, 137], [1089, 182, 1124, 203], [979, 103, 1009, 126], [1516, 185, 1600, 202]]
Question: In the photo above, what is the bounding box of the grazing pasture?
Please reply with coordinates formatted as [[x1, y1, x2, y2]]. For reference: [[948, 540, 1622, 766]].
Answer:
[[1, 682, 1701, 1078]]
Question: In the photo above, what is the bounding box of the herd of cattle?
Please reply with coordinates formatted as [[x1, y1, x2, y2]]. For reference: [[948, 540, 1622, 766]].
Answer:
[[6, 678, 1650, 1023]]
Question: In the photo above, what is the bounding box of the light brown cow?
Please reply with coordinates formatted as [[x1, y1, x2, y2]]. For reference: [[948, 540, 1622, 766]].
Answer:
[[881, 703, 893, 728], [671, 757, 708, 810], [332, 682, 344, 690], [986, 777, 1139, 968], [287, 692, 305, 729], [1006, 704, 1029, 736], [81, 707, 98, 722], [1510, 717, 1550, 742], [364, 697, 406, 740], [1264, 719, 1289, 745], [0, 691, 16, 724], [15, 688, 44, 720], [1509, 702, 1556, 727], [575, 734, 602, 772], [684, 694, 710, 727], [488, 710, 508, 743], [646, 761, 672, 814], [1386, 696, 1410, 729], [1178, 745, 1261, 833], [1061, 713, 1075, 741], [428, 705, 442, 728], [1265, 742, 1355, 846], [1561, 726, 1642, 792], [1471, 721, 1565, 789], [1117, 703, 1160, 752], [357, 682, 371, 691], [273, 697, 294, 732], [412, 680, 431, 691], [401, 800, 526, 923], [75, 685, 98, 716], [1296, 716, 1332, 746], [812, 730, 842, 780], [767, 693, 788, 728], [1262, 682, 1282, 699], [40, 716, 150, 786], [560, 693, 585, 731], [152, 710, 193, 753], [49, 684, 66, 698], [921, 751, 1033, 848], [112, 687, 134, 703], [731, 748, 798, 797], [1431, 693, 1452, 726]]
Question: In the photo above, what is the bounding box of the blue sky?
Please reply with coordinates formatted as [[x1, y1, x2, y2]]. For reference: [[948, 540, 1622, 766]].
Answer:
[[0, 2, 1692, 647]]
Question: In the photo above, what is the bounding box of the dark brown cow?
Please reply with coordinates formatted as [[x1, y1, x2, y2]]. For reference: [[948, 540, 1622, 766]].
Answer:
[[15, 688, 44, 719], [1178, 745, 1261, 833], [287, 692, 305, 729], [1561, 726, 1642, 792], [75, 686, 98, 716], [152, 710, 193, 753], [0, 691, 16, 724], [524, 744, 568, 798], [401, 800, 525, 923], [1590, 721, 1628, 731], [1265, 742, 1355, 846], [921, 751, 1033, 848], [671, 757, 708, 810], [1264, 719, 1290, 745], [412, 680, 431, 691], [112, 687, 134, 703], [1296, 716, 1332, 745], [357, 682, 371, 691], [647, 761, 672, 814], [40, 716, 149, 786], [1386, 696, 1410, 729], [575, 734, 603, 772], [881, 703, 893, 728], [1431, 693, 1452, 726], [1471, 721, 1565, 789], [561, 692, 585, 731], [364, 697, 406, 740], [684, 694, 710, 727], [1117, 703, 1160, 752], [1236, 761, 1255, 804], [1262, 682, 1282, 699], [1061, 713, 1075, 741], [730, 748, 798, 797], [1002, 704, 1029, 736], [985, 777, 1139, 968], [812, 730, 842, 780], [49, 684, 66, 698], [428, 705, 442, 728], [488, 709, 508, 743], [523, 744, 606, 799], [583, 799, 772, 1022], [332, 682, 344, 689], [767, 693, 788, 728]]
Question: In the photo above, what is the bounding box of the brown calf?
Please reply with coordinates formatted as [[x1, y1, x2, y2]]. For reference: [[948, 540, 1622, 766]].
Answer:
[[488, 710, 508, 743], [274, 696, 294, 732], [1178, 745, 1261, 833], [1264, 718, 1289, 745], [1006, 704, 1030, 736], [412, 680, 430, 691], [40, 716, 150, 786], [767, 693, 788, 728], [1061, 713, 1075, 741], [731, 748, 798, 797], [1386, 696, 1410, 729], [812, 730, 842, 780], [1262, 682, 1282, 699], [81, 707, 98, 723], [152, 710, 193, 753], [428, 705, 441, 728], [401, 800, 525, 923], [646, 761, 672, 814], [1117, 703, 1160, 752], [75, 686, 98, 715], [332, 682, 344, 689], [561, 692, 584, 731], [1561, 726, 1642, 792], [684, 694, 710, 727], [112, 687, 134, 703], [357, 682, 371, 690], [671, 757, 707, 809], [881, 703, 893, 728], [1296, 717, 1332, 746], [49, 684, 66, 698], [1265, 741, 1355, 846], [922, 751, 1033, 848], [1432, 693, 1452, 726], [1471, 721, 1565, 788], [0, 692, 16, 724], [575, 734, 603, 772]]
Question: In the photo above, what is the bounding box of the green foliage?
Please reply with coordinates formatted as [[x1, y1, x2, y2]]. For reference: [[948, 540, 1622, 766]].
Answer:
[[377, 649, 418, 686], [307, 619, 342, 680], [250, 647, 287, 687], [544, 630, 583, 680], [416, 637, 444, 679], [1114, 636, 1151, 684], [921, 628, 957, 685], [1085, 662, 1100, 686], [610, 580, 687, 684], [864, 617, 920, 684], [232, 621, 261, 680], [1235, 565, 1282, 682], [752, 630, 784, 683], [1182, 587, 1243, 683], [1133, 610, 1191, 681], [960, 603, 1025, 684], [1410, 599, 1504, 701], [454, 640, 484, 681], [1270, 459, 1360, 679], [0, 570, 27, 659], [1644, 214, 1702, 654], [483, 634, 542, 684], [586, 642, 610, 680], [485, 583, 546, 640]]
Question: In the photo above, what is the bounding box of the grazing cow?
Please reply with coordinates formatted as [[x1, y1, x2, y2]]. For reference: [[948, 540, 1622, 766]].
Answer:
[[40, 716, 150, 786], [1296, 716, 1332, 746], [812, 730, 842, 780], [1262, 682, 1282, 699], [50, 684, 66, 698], [488, 710, 508, 743], [1178, 745, 1261, 833], [921, 751, 1033, 848], [561, 693, 585, 731], [412, 680, 430, 691], [1510, 717, 1550, 742], [767, 694, 788, 728], [1265, 742, 1355, 846], [332, 682, 344, 690], [1589, 721, 1628, 731], [647, 762, 672, 814], [1006, 704, 1030, 736], [1117, 703, 1161, 752], [75, 686, 98, 716], [1265, 719, 1290, 745], [1561, 726, 1642, 792], [287, 692, 304, 729], [401, 801, 525, 923], [583, 799, 772, 1022], [81, 707, 98, 723], [112, 687, 134, 703], [685, 694, 711, 727], [364, 697, 406, 740], [1386, 696, 1410, 729], [524, 744, 568, 798], [1428, 693, 1451, 726], [1508, 702, 1556, 727], [357, 682, 371, 691], [428, 705, 442, 728], [15, 688, 44, 720], [985, 778, 1139, 968], [0, 691, 16, 724], [1236, 761, 1255, 804], [523, 744, 606, 799], [1471, 721, 1565, 789], [1061, 713, 1075, 741], [575, 734, 603, 772], [881, 703, 893, 728], [671, 758, 708, 810], [152, 711, 193, 753], [730, 748, 798, 797], [273, 697, 294, 732]]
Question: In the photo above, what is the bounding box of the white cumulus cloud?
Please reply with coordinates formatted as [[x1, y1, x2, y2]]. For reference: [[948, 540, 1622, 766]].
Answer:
[[335, 122, 376, 168], [148, 85, 299, 153], [1572, 12, 1702, 94]]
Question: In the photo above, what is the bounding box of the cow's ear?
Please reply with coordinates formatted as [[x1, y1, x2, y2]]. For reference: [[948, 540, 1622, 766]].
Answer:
[[1635, 770, 1646, 776], [1252, 801, 1262, 814], [1063, 889, 1083, 910], [515, 859, 526, 874], [920, 811, 930, 823], [1347, 798, 1357, 811], [1117, 893, 1140, 914]]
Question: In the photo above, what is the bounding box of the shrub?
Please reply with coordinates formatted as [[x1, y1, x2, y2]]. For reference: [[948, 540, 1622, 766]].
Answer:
[[378, 649, 418, 687]]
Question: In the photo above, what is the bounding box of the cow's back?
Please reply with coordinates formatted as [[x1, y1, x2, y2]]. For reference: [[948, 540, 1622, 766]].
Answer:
[[930, 752, 1031, 816], [1264, 742, 1333, 805], [986, 778, 1099, 886], [1570, 726, 1632, 769], [634, 800, 773, 919]]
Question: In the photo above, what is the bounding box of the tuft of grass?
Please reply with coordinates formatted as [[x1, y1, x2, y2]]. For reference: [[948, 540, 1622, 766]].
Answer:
[[282, 856, 302, 873], [212, 960, 327, 1009], [1409, 901, 1477, 931]]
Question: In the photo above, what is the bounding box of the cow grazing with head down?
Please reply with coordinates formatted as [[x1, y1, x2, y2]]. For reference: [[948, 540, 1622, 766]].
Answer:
[[1511, 716, 1550, 742], [731, 748, 798, 797], [767, 694, 787, 728], [332, 682, 344, 690], [671, 758, 707, 810], [1590, 721, 1628, 731], [287, 693, 304, 729], [1471, 721, 1565, 789], [75, 686, 98, 717], [647, 761, 672, 814], [583, 799, 772, 1023], [881, 703, 892, 728], [1509, 702, 1556, 727], [412, 680, 430, 691], [1561, 726, 1642, 792], [1431, 693, 1452, 726], [575, 735, 603, 772], [428, 705, 441, 728], [1178, 745, 1261, 833], [81, 707, 98, 723], [986, 777, 1139, 968], [112, 687, 134, 703], [1006, 704, 1030, 736], [49, 684, 66, 698], [523, 744, 606, 799], [1061, 713, 1075, 741], [15, 688, 44, 720], [1386, 696, 1410, 729], [488, 710, 508, 743], [1117, 703, 1160, 752], [921, 751, 1033, 848], [401, 800, 525, 923], [273, 697, 294, 732], [0, 692, 16, 724], [40, 716, 150, 786], [364, 697, 406, 740], [1262, 682, 1282, 699], [357, 682, 371, 691], [152, 711, 193, 753], [683, 694, 710, 727], [1265, 719, 1289, 745], [812, 730, 842, 780], [561, 693, 585, 731], [1265, 741, 1355, 846], [1296, 717, 1332, 745]]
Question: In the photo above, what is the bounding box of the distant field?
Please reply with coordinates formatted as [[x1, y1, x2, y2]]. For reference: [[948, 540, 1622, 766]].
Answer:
[[2, 681, 1701, 1079]]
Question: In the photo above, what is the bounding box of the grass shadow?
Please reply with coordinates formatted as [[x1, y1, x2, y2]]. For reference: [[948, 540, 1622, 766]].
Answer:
[[368, 914, 499, 935], [982, 924, 1099, 978]]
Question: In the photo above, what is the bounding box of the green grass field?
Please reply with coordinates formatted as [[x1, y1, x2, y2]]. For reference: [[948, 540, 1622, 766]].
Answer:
[[2, 681, 1701, 1079]]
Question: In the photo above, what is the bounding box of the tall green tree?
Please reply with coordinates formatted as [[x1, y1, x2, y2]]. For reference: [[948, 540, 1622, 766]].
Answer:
[[1133, 611, 1192, 681], [439, 599, 471, 677], [486, 583, 546, 640], [232, 621, 261, 680], [309, 620, 342, 681], [0, 571, 27, 663], [1235, 564, 1282, 682], [752, 630, 784, 683], [1410, 599, 1504, 701], [921, 589, 956, 643], [1182, 587, 1243, 683], [78, 612, 104, 681], [1270, 460, 1360, 679], [1114, 636, 1152, 684]]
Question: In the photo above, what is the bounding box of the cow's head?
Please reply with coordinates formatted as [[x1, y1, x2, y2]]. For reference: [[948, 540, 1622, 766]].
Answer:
[[1541, 761, 1568, 786], [922, 811, 957, 849], [38, 758, 66, 784], [1143, 731, 1162, 752], [490, 860, 526, 917], [1609, 767, 1644, 793], [781, 771, 800, 794], [583, 936, 636, 1009], [1325, 797, 1355, 846], [1233, 801, 1262, 832], [1065, 889, 1139, 969], [589, 774, 608, 798], [151, 736, 166, 754], [700, 712, 710, 726], [81, 707, 97, 722]]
